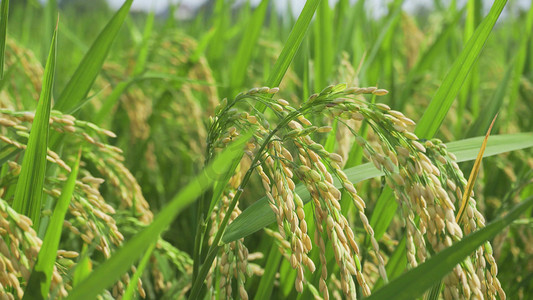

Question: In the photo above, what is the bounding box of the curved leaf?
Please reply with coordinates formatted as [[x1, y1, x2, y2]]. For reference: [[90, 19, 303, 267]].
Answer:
[[65, 133, 250, 300], [53, 0, 132, 113]]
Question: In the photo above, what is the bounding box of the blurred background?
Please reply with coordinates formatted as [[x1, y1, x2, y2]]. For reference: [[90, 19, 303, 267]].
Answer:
[[4, 0, 533, 298]]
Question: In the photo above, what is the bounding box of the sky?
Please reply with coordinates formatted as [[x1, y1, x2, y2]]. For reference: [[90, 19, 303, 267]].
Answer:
[[105, 0, 530, 18], [107, 0, 440, 16]]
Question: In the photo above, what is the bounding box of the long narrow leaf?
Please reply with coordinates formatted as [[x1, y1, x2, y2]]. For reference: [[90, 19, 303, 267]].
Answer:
[[0, 0, 8, 79], [23, 151, 81, 300], [507, 1, 533, 113], [415, 0, 507, 138], [254, 0, 321, 113], [253, 242, 282, 300], [12, 21, 57, 230], [122, 241, 155, 300], [266, 0, 320, 88], [456, 114, 498, 222], [132, 10, 155, 76], [0, 145, 20, 166], [53, 0, 133, 112], [223, 132, 533, 242], [313, 0, 333, 90], [230, 0, 269, 92], [65, 133, 251, 300], [465, 63, 512, 138], [72, 245, 91, 288], [359, 0, 402, 83]]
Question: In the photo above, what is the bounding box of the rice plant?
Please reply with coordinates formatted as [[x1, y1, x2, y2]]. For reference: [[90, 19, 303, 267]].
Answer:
[[1, 0, 532, 299]]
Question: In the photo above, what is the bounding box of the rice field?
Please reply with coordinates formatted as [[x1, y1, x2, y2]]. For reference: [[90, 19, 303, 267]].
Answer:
[[1, 0, 533, 299]]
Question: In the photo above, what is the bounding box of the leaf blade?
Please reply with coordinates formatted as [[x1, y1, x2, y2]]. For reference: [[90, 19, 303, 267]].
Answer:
[[254, 0, 321, 112], [415, 0, 507, 138], [23, 151, 81, 300], [53, 0, 133, 113], [456, 114, 498, 223], [65, 133, 250, 300], [12, 21, 57, 230], [230, 0, 269, 92], [0, 0, 9, 79]]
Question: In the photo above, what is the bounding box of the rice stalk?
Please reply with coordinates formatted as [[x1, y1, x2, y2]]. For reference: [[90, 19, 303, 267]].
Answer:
[[201, 83, 506, 299]]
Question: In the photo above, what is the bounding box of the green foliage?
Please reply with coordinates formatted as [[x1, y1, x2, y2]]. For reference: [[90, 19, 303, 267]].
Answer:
[[0, 0, 9, 79], [12, 22, 56, 230], [24, 152, 81, 300], [53, 0, 132, 113], [229, 0, 269, 94], [416, 0, 507, 138], [66, 133, 250, 300], [1, 0, 532, 299]]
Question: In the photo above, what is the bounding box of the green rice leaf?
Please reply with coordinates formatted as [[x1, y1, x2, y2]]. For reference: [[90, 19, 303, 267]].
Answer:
[[223, 132, 533, 242], [121, 242, 155, 300], [132, 10, 155, 76], [369, 188, 396, 241], [230, 0, 269, 92], [415, 0, 507, 138], [23, 151, 81, 300], [190, 27, 216, 63], [447, 133, 533, 161], [456, 0, 482, 122], [53, 0, 132, 113], [313, 0, 334, 90], [267, 0, 319, 87], [254, 242, 283, 300], [367, 195, 533, 300], [0, 145, 20, 166], [41, 0, 56, 63], [359, 0, 402, 83], [12, 22, 57, 230], [72, 245, 91, 288], [93, 81, 129, 125], [65, 133, 251, 300], [0, 0, 8, 79], [205, 0, 230, 64], [255, 0, 320, 112], [465, 62, 512, 138], [507, 2, 533, 113]]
